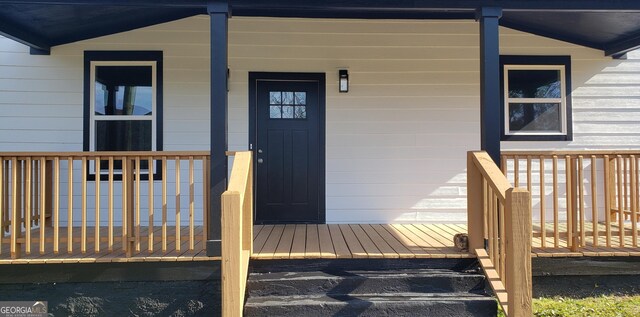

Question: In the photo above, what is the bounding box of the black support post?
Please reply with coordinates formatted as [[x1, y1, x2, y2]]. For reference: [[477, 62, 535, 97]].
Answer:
[[207, 1, 229, 257], [477, 7, 502, 165]]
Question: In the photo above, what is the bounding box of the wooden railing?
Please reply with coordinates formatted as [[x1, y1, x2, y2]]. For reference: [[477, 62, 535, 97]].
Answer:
[[502, 150, 640, 251], [221, 151, 253, 317], [467, 151, 532, 317], [0, 151, 209, 259]]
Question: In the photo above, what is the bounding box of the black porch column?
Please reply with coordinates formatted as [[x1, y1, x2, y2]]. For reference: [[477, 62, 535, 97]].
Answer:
[[207, 1, 229, 257], [476, 7, 502, 165]]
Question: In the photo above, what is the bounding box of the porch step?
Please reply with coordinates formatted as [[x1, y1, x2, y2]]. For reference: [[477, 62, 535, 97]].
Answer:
[[244, 293, 496, 317], [247, 269, 487, 297], [244, 259, 497, 317]]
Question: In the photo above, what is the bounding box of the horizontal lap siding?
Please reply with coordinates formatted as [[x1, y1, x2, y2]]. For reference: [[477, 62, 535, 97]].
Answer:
[[227, 18, 482, 223], [1, 16, 639, 224], [234, 18, 637, 223], [0, 37, 82, 151], [0, 19, 212, 226]]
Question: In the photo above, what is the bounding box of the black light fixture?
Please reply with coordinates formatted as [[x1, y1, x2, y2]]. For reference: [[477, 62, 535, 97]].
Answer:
[[339, 69, 349, 93]]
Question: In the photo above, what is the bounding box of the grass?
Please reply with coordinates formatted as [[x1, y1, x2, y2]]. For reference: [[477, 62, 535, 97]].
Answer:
[[498, 295, 640, 317]]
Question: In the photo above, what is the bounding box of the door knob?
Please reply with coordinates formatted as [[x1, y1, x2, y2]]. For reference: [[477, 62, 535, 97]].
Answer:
[[257, 158, 264, 164], [258, 149, 263, 153]]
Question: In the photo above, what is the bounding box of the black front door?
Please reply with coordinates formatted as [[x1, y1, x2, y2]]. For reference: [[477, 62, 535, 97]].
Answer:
[[250, 73, 325, 224]]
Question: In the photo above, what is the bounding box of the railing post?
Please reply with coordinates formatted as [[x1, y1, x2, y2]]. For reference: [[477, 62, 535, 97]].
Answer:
[[505, 188, 532, 317], [243, 155, 253, 254], [221, 191, 242, 317], [467, 151, 485, 251]]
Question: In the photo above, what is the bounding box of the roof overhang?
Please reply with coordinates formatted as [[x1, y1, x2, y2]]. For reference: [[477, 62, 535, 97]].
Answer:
[[1, 0, 640, 57]]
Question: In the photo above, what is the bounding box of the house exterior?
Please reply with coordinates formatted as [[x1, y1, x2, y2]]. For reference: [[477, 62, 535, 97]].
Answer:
[[3, 4, 640, 227], [1, 1, 640, 316]]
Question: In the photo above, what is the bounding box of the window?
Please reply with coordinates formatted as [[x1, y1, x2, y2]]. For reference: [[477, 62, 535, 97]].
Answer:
[[83, 51, 163, 179], [500, 56, 572, 141], [269, 91, 307, 119]]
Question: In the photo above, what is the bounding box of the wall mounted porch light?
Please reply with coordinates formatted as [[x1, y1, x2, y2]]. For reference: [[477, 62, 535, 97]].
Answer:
[[339, 69, 349, 93]]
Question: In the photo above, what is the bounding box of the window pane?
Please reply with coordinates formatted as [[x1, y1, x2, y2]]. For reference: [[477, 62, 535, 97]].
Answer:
[[95, 66, 153, 116], [509, 103, 561, 132], [294, 92, 306, 105], [508, 70, 561, 99], [270, 106, 282, 118], [282, 105, 294, 118], [96, 120, 152, 151], [282, 92, 294, 105], [95, 82, 108, 115], [294, 106, 307, 119], [270, 91, 282, 104]]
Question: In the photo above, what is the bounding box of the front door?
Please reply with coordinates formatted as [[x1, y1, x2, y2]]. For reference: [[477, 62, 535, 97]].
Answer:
[[250, 73, 325, 224]]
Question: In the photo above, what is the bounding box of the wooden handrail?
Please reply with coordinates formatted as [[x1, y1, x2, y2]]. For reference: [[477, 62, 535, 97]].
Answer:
[[467, 151, 532, 317], [221, 151, 253, 317], [470, 151, 511, 202], [0, 151, 210, 259], [502, 151, 640, 251], [0, 151, 209, 159], [502, 150, 640, 156]]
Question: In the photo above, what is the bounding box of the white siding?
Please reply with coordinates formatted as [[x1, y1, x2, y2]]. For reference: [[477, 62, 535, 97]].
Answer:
[[1, 16, 639, 224]]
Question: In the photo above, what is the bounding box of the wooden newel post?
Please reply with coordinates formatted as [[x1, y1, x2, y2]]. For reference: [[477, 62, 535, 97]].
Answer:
[[243, 155, 253, 254], [221, 191, 243, 317], [467, 151, 485, 252], [505, 188, 532, 317]]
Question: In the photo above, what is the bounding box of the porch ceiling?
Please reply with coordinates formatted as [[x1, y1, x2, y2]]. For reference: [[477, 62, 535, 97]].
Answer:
[[1, 0, 640, 57]]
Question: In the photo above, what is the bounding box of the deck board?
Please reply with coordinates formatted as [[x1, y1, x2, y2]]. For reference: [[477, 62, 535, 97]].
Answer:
[[328, 225, 353, 259], [252, 224, 470, 260], [371, 224, 415, 258], [360, 224, 398, 258], [252, 225, 274, 255], [273, 224, 296, 259], [350, 224, 384, 258], [317, 225, 337, 258], [305, 225, 322, 258], [290, 224, 307, 259], [339, 224, 368, 258], [255, 224, 284, 259], [0, 225, 217, 264], [384, 224, 432, 256]]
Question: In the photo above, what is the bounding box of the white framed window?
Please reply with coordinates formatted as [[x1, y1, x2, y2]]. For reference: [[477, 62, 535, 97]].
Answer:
[[83, 51, 163, 180], [89, 61, 157, 154], [500, 56, 572, 141]]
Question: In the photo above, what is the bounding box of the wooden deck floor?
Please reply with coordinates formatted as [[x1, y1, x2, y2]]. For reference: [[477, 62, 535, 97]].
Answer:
[[252, 224, 472, 259], [3, 222, 639, 264], [0, 226, 217, 264]]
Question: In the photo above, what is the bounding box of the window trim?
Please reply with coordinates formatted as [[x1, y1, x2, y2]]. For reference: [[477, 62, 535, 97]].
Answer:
[[500, 55, 573, 141], [83, 51, 163, 180], [89, 60, 157, 153]]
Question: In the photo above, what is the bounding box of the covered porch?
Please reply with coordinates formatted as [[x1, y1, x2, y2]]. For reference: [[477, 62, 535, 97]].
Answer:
[[1, 0, 640, 259], [2, 1, 640, 316]]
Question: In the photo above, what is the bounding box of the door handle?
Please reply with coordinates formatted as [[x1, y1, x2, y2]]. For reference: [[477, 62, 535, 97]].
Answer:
[[257, 158, 264, 164]]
